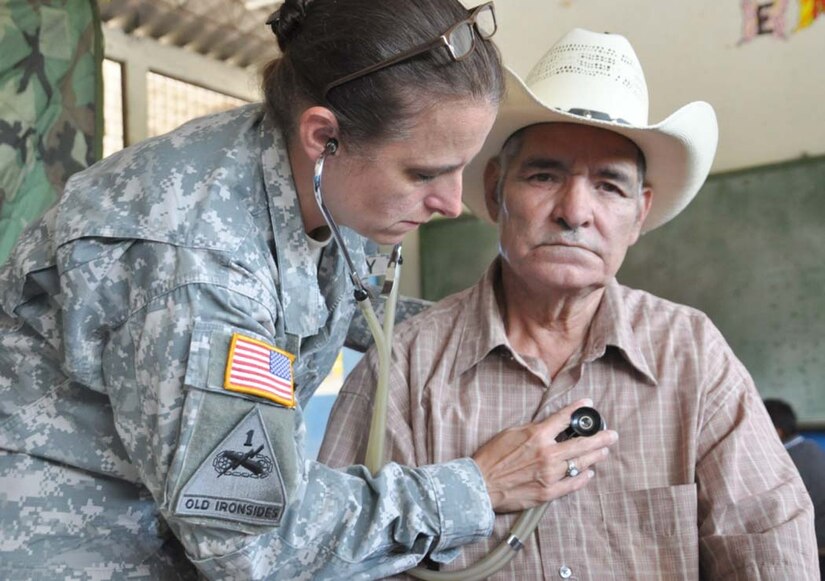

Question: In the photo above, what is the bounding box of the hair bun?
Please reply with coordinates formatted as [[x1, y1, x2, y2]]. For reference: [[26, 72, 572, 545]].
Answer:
[[268, 0, 312, 51]]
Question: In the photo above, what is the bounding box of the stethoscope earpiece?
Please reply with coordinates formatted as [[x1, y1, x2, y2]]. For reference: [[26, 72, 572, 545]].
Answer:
[[325, 138, 339, 155]]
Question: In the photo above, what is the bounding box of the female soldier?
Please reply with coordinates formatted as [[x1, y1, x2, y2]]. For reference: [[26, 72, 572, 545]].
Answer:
[[0, 0, 615, 578]]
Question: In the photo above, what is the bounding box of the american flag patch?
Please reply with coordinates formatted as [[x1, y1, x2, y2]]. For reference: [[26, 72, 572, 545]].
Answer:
[[224, 334, 296, 407]]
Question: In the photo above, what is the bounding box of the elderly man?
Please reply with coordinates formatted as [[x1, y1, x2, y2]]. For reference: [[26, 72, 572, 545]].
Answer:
[[319, 28, 818, 579]]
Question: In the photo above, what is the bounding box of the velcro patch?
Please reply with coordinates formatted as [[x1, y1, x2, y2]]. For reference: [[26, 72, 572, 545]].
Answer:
[[224, 333, 295, 408], [175, 408, 286, 526]]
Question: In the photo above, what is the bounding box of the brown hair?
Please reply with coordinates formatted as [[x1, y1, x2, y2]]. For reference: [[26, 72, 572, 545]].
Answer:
[[262, 0, 503, 146]]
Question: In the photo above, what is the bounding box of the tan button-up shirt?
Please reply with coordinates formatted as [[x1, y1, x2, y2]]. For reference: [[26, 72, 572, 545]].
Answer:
[[319, 261, 818, 580]]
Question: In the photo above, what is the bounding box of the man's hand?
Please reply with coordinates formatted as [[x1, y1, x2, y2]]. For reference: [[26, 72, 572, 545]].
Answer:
[[472, 398, 617, 513]]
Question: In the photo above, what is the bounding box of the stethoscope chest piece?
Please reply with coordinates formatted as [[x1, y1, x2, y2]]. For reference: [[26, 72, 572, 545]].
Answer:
[[559, 407, 606, 441]]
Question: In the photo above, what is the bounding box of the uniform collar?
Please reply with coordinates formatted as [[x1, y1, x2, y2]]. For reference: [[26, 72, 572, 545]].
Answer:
[[453, 260, 657, 385], [259, 117, 366, 337]]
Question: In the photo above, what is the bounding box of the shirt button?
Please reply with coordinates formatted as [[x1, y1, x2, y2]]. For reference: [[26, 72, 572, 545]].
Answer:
[[559, 565, 572, 579]]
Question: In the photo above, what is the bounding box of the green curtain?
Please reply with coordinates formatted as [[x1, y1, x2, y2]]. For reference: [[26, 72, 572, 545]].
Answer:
[[0, 0, 103, 264]]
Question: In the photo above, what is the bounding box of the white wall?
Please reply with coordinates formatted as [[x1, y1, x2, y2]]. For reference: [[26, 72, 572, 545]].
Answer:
[[492, 0, 825, 173]]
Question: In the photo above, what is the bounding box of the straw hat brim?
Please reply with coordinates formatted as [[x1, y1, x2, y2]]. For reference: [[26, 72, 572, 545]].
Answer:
[[463, 67, 719, 233]]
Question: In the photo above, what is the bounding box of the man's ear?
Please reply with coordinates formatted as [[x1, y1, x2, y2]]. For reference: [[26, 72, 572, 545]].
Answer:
[[297, 106, 340, 160], [483, 158, 502, 222]]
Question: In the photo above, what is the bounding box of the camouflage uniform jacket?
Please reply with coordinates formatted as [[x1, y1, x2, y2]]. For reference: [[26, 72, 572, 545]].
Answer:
[[0, 104, 493, 580]]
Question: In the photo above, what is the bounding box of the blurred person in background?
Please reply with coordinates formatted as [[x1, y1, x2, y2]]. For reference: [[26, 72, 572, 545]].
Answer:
[[765, 398, 825, 578]]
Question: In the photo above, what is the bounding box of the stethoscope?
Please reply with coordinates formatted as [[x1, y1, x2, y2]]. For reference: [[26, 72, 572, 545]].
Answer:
[[313, 139, 402, 472], [313, 139, 603, 580]]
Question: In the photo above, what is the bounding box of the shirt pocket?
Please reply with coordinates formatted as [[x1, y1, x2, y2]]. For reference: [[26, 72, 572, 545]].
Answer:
[[599, 484, 699, 579]]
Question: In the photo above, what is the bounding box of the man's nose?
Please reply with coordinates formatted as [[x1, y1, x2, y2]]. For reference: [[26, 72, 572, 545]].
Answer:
[[551, 177, 593, 230]]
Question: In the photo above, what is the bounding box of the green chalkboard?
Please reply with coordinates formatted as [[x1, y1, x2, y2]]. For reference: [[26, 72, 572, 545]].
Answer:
[[419, 215, 498, 301], [419, 155, 825, 425]]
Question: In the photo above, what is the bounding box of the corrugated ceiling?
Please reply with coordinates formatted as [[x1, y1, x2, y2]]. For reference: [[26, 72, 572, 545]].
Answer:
[[99, 0, 283, 69]]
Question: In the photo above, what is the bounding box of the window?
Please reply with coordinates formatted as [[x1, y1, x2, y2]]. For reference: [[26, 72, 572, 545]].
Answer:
[[146, 72, 249, 138], [101, 27, 258, 155], [102, 58, 124, 158]]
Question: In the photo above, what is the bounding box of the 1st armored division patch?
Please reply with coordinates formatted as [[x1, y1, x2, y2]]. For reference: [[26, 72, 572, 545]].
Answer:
[[175, 408, 286, 526]]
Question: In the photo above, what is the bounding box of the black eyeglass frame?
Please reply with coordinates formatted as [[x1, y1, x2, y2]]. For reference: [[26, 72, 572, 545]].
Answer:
[[322, 2, 496, 100]]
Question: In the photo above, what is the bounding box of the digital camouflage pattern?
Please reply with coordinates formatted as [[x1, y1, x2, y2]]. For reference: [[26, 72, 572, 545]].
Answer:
[[347, 293, 432, 352], [0, 0, 102, 265], [0, 104, 493, 580]]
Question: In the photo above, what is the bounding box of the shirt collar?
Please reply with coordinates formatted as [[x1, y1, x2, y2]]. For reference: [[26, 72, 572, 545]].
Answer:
[[586, 278, 657, 385], [453, 259, 511, 378], [453, 261, 657, 385]]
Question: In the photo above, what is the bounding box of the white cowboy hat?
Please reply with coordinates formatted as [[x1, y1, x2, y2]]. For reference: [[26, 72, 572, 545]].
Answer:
[[463, 28, 719, 232]]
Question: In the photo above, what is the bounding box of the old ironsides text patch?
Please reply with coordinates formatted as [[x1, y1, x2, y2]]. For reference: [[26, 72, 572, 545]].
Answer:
[[175, 408, 286, 526]]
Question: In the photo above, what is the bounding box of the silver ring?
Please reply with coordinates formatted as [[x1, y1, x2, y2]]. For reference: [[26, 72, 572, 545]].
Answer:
[[566, 459, 580, 478]]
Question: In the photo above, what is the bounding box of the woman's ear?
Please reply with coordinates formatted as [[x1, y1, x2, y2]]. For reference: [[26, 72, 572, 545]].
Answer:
[[483, 158, 502, 222], [297, 106, 340, 160]]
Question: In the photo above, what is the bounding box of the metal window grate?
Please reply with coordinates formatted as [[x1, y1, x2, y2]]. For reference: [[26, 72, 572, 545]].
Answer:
[[147, 71, 249, 138]]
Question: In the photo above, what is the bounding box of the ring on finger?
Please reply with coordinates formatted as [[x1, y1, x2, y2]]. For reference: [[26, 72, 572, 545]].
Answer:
[[566, 458, 580, 478]]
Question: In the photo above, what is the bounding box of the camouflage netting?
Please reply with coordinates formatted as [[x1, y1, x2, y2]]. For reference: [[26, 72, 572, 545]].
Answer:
[[0, 0, 102, 264]]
